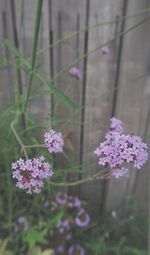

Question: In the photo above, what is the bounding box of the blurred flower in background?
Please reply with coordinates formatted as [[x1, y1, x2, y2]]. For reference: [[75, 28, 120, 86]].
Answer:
[[14, 216, 29, 233], [75, 208, 90, 227], [69, 67, 81, 80], [101, 46, 110, 54], [68, 244, 86, 255]]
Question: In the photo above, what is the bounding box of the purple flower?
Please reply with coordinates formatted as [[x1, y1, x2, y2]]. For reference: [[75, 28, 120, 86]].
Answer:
[[101, 46, 110, 54], [94, 118, 148, 178], [55, 244, 65, 254], [12, 156, 53, 194], [44, 200, 49, 208], [67, 196, 81, 208], [14, 216, 29, 233], [59, 219, 70, 232], [58, 219, 72, 240], [75, 209, 90, 227], [44, 129, 64, 153], [110, 117, 124, 133], [68, 244, 85, 255], [55, 192, 68, 205], [17, 216, 29, 231], [112, 167, 128, 178], [69, 67, 81, 80]]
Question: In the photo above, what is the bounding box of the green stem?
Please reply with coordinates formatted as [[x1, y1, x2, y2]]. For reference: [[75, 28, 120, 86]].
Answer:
[[24, 144, 44, 148], [50, 167, 109, 187], [23, 0, 43, 111], [11, 116, 28, 159], [51, 16, 150, 84], [5, 154, 13, 236], [36, 7, 150, 57]]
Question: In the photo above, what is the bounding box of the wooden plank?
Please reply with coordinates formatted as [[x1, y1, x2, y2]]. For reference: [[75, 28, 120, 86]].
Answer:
[[0, 0, 15, 109], [134, 17, 150, 211], [51, 0, 87, 194], [106, 0, 150, 212], [80, 0, 123, 216]]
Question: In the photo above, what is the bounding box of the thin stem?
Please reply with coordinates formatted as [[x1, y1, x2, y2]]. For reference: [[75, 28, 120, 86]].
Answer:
[[36, 7, 150, 57], [11, 117, 28, 159], [51, 16, 150, 84], [23, 0, 43, 111], [50, 167, 109, 187], [24, 144, 44, 148]]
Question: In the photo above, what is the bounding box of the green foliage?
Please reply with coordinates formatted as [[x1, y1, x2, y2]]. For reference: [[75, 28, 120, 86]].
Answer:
[[4, 39, 77, 110], [27, 246, 54, 255], [0, 3, 149, 255], [24, 228, 47, 247], [84, 208, 148, 255]]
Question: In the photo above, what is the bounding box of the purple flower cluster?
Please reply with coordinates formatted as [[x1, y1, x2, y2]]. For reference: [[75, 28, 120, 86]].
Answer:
[[44, 129, 64, 153], [69, 67, 81, 80], [12, 156, 53, 194], [94, 117, 148, 178]]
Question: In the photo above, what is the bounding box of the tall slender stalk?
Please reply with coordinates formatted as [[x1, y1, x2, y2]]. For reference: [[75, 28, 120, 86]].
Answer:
[[24, 0, 43, 111]]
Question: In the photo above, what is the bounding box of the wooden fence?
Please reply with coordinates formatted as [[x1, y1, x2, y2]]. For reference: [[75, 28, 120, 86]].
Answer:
[[0, 0, 150, 217]]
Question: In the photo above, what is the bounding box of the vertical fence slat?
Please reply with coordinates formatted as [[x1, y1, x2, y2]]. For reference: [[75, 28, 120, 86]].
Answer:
[[0, 0, 15, 108], [81, 0, 123, 216], [51, 0, 87, 195]]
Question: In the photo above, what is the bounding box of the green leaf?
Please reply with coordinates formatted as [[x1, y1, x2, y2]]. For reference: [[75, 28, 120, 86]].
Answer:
[[0, 239, 8, 255], [27, 247, 54, 255], [41, 250, 54, 255], [4, 251, 13, 255], [24, 228, 47, 247], [49, 210, 64, 227], [27, 246, 41, 255], [4, 39, 77, 109]]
